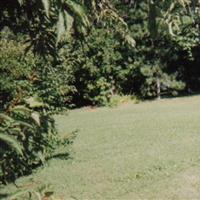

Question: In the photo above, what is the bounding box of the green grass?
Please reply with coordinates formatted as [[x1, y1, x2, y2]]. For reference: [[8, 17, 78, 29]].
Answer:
[[2, 95, 200, 199]]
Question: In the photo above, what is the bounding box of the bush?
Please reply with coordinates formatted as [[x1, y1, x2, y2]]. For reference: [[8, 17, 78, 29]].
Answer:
[[108, 95, 140, 108], [0, 38, 34, 110], [139, 62, 185, 98], [33, 61, 76, 111], [0, 29, 75, 184], [0, 97, 73, 184], [0, 29, 75, 112], [59, 27, 129, 106]]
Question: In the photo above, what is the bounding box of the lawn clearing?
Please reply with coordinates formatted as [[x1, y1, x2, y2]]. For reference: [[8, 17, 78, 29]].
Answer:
[[2, 95, 200, 199]]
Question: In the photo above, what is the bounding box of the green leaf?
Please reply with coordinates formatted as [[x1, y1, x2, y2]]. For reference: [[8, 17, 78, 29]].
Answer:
[[125, 34, 136, 47], [15, 120, 35, 130], [0, 132, 23, 156], [64, 0, 90, 28], [17, 0, 24, 6], [11, 105, 32, 115], [31, 112, 41, 126], [57, 11, 65, 43], [41, 0, 50, 17], [25, 96, 47, 108], [0, 113, 13, 123]]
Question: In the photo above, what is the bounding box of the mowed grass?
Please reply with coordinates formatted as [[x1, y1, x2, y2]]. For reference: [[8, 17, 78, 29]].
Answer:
[[2, 95, 200, 199]]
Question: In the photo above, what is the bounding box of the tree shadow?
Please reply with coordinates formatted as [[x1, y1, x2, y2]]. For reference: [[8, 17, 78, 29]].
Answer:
[[162, 92, 200, 100], [49, 152, 72, 160], [0, 193, 9, 199], [0, 151, 72, 186]]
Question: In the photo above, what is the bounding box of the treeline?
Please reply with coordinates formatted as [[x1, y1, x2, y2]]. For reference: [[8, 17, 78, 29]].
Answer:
[[1, 1, 200, 109], [116, 0, 200, 99]]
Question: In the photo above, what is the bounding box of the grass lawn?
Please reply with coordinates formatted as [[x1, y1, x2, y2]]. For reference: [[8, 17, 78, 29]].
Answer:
[[2, 95, 200, 199]]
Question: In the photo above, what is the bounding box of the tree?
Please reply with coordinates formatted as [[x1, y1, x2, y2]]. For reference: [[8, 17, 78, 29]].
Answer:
[[0, 0, 132, 58], [112, 0, 200, 99]]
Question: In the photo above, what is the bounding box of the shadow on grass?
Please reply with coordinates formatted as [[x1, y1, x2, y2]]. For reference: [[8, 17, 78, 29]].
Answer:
[[0, 193, 9, 199], [162, 92, 200, 99], [50, 152, 72, 160], [0, 151, 72, 186]]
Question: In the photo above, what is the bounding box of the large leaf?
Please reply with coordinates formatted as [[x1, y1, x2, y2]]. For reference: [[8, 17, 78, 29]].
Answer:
[[0, 132, 23, 156], [42, 0, 50, 17], [11, 105, 32, 116], [63, 0, 90, 31], [31, 112, 41, 126], [125, 34, 136, 47], [17, 0, 24, 6], [57, 11, 65, 43], [25, 96, 48, 108], [0, 113, 13, 123]]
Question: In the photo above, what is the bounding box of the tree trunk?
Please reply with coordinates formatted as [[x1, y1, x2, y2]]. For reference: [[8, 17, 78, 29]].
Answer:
[[156, 77, 161, 100]]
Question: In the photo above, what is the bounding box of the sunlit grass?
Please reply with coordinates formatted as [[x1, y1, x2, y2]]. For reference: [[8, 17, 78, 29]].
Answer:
[[2, 95, 200, 199]]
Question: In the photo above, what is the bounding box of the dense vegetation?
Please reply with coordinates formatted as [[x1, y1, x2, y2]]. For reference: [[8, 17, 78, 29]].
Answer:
[[0, 0, 200, 187]]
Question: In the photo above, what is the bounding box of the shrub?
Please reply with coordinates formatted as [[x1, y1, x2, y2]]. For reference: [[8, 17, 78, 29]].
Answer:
[[108, 95, 140, 108], [60, 27, 128, 106], [139, 62, 185, 98], [0, 38, 34, 110], [84, 77, 113, 106], [0, 29, 75, 184], [0, 29, 75, 112], [33, 61, 76, 111], [0, 97, 73, 184]]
